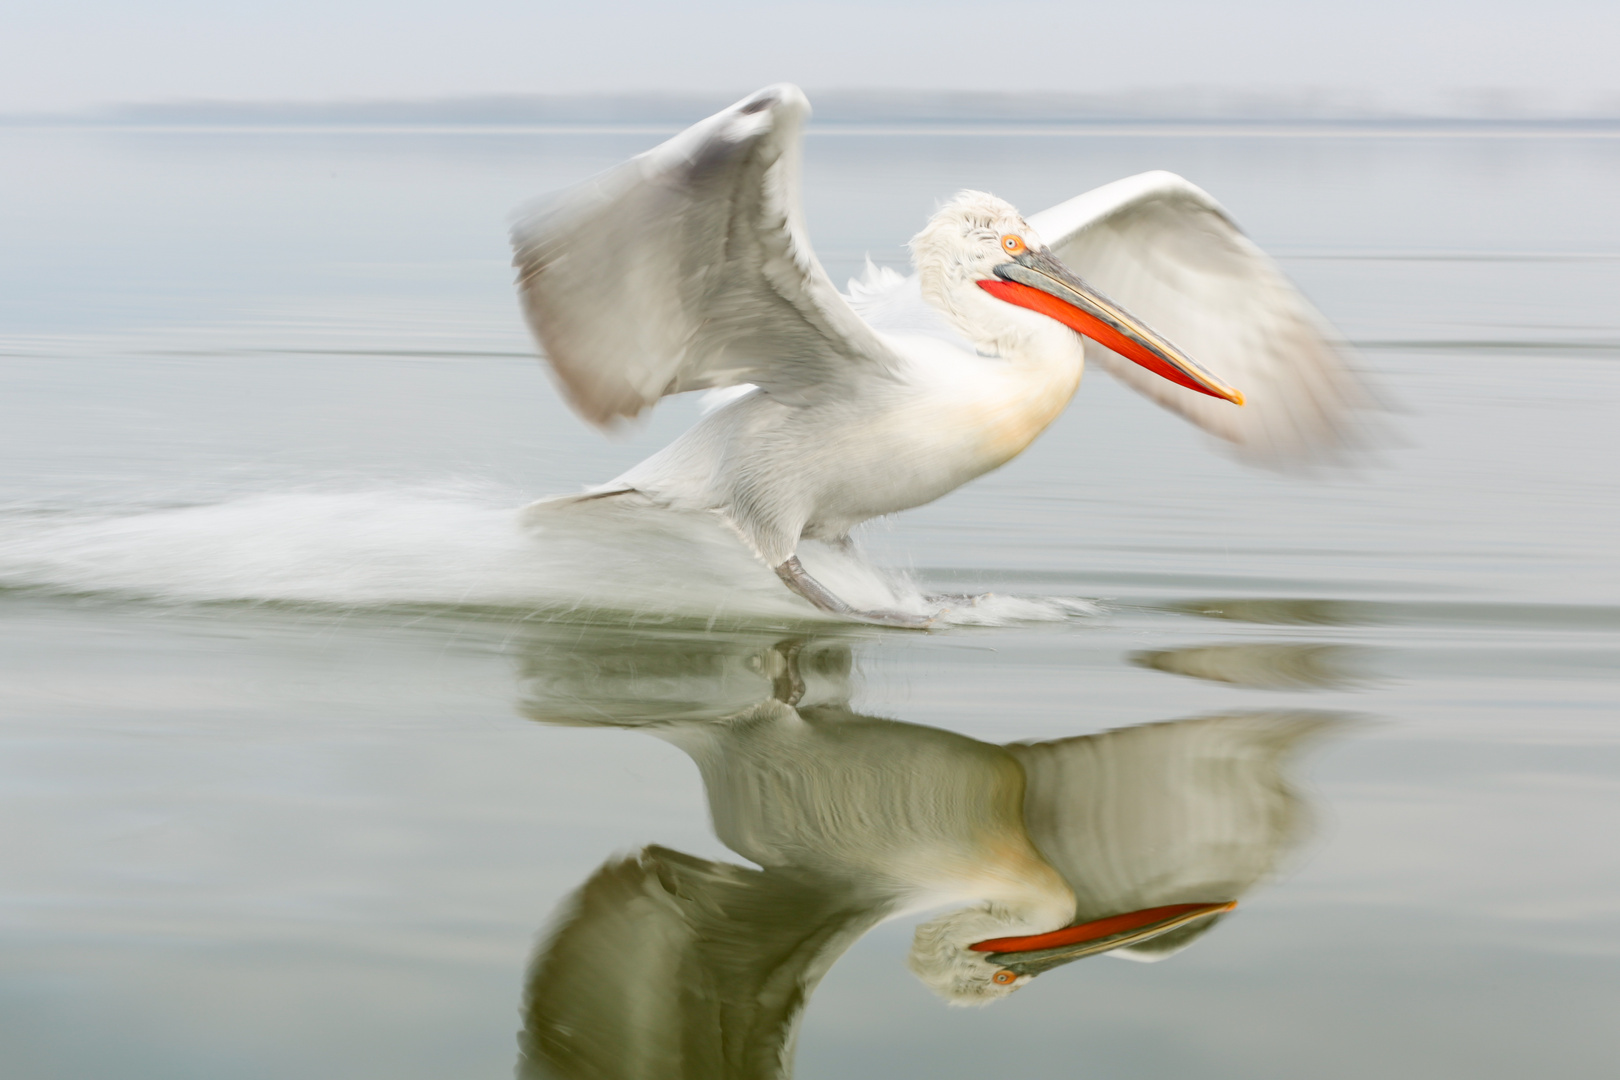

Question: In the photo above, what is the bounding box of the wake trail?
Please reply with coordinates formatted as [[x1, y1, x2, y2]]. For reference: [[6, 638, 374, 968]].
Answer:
[[0, 488, 1098, 628]]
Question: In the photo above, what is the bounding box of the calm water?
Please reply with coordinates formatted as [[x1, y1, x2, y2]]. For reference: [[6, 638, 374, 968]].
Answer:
[[1, 123, 1618, 1078]]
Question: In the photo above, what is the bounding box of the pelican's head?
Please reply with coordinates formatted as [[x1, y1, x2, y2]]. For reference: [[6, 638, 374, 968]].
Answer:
[[908, 898, 1238, 1006], [911, 191, 1244, 405], [907, 903, 1039, 1006]]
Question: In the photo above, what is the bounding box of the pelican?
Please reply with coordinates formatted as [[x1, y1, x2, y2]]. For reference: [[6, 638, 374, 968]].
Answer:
[[512, 85, 1369, 626]]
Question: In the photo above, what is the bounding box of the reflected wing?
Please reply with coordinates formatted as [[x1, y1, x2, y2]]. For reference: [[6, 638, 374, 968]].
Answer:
[[1028, 171, 1375, 464], [511, 84, 898, 427], [518, 846, 882, 1080], [1006, 712, 1340, 949]]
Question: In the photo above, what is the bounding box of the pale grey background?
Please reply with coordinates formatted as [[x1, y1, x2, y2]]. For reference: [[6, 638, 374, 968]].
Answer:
[[5, 1, 1620, 116]]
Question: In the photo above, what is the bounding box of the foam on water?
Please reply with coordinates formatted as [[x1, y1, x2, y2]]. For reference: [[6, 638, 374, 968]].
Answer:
[[0, 488, 1098, 628]]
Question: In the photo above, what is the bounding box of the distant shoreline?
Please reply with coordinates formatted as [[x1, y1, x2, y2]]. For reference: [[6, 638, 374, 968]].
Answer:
[[7, 122, 1620, 139], [6, 90, 1619, 133]]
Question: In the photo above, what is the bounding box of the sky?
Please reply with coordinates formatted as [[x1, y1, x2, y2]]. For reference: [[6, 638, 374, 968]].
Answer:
[[4, 0, 1620, 115]]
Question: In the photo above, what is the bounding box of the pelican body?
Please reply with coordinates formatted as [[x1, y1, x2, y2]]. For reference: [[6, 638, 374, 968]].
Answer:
[[512, 85, 1368, 624]]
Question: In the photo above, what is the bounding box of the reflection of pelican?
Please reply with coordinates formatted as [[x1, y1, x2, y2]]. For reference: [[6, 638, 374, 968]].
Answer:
[[516, 633, 1341, 1077], [1134, 640, 1364, 690], [511, 85, 1371, 625]]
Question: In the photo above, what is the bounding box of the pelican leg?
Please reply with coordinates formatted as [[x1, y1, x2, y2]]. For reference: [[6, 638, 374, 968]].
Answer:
[[767, 639, 806, 705], [774, 556, 934, 629]]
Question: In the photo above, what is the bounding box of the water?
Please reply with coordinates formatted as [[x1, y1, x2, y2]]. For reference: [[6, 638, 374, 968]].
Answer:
[[1, 123, 1618, 1078]]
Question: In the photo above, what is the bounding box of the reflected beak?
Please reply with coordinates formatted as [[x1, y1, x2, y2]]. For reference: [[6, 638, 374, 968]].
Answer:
[[981, 250, 1244, 406], [970, 901, 1236, 978]]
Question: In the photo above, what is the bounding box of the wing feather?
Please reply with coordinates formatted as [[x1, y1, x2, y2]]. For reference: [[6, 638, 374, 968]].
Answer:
[[1007, 713, 1337, 936], [511, 84, 897, 427], [1028, 171, 1377, 465]]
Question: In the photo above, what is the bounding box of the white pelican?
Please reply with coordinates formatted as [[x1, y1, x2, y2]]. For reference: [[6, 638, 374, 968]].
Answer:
[[512, 85, 1370, 626]]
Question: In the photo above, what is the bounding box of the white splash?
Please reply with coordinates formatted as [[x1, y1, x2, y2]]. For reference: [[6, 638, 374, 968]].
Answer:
[[0, 487, 1098, 628]]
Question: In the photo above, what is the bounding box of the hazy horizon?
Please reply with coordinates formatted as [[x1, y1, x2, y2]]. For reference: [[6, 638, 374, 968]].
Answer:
[[9, 85, 1620, 126], [7, 1, 1619, 117]]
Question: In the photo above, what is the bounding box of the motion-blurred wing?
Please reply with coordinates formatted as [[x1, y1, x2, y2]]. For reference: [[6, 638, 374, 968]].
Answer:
[[512, 84, 899, 427], [1028, 171, 1375, 464], [1007, 713, 1339, 956]]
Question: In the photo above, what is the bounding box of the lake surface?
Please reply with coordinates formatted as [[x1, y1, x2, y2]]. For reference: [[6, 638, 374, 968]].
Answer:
[[1, 120, 1618, 1078]]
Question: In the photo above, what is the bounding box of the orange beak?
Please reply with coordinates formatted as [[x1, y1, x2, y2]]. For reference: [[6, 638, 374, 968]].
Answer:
[[970, 901, 1237, 978], [981, 249, 1244, 406]]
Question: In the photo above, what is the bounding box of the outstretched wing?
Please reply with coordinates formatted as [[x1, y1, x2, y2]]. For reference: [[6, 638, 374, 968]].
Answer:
[[512, 84, 898, 427], [518, 846, 883, 1080], [1028, 171, 1376, 464], [1007, 712, 1340, 953]]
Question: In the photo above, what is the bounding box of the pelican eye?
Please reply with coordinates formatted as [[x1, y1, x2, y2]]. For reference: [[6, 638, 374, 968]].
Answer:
[[992, 969, 1017, 985], [1000, 234, 1026, 255]]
